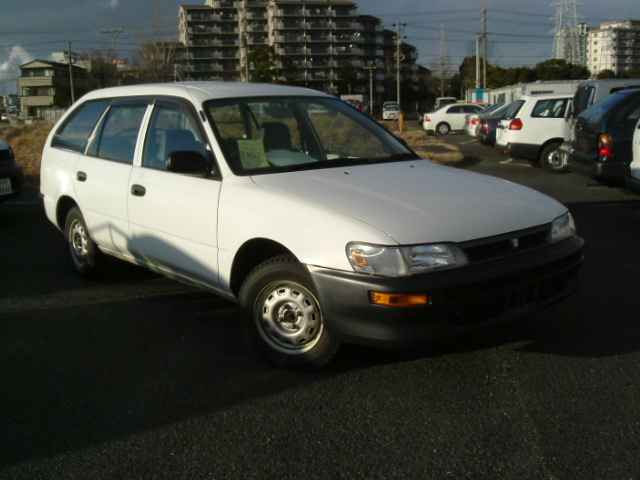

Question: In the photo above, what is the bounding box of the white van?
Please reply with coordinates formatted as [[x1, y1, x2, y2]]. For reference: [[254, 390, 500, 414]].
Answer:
[[40, 82, 584, 368], [495, 94, 572, 166]]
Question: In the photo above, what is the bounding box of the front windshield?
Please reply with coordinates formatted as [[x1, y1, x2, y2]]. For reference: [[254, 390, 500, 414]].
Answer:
[[205, 96, 414, 175]]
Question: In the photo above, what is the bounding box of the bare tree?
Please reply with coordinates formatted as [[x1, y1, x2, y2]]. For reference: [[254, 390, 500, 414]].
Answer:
[[135, 41, 178, 83]]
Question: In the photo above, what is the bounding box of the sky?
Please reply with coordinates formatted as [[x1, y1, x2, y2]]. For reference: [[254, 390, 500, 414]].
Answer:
[[1, 0, 638, 94]]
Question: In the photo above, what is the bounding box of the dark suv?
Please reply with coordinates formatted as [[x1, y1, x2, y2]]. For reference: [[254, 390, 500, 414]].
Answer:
[[570, 88, 640, 182], [0, 140, 23, 203]]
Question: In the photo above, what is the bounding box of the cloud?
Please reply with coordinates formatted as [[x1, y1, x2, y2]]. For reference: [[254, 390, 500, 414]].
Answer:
[[104, 0, 119, 8], [0, 45, 34, 94]]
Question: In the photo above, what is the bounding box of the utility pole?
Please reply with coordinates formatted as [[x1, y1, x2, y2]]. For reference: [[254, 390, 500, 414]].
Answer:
[[439, 25, 448, 97], [67, 41, 75, 105], [365, 62, 376, 115], [480, 4, 487, 89], [475, 35, 481, 89], [393, 22, 406, 109]]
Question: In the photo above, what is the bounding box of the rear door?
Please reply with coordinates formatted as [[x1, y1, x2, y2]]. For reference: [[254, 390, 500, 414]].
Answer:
[[524, 97, 570, 146], [632, 117, 640, 181], [74, 98, 150, 253], [445, 106, 467, 130], [608, 97, 640, 164], [127, 98, 222, 286]]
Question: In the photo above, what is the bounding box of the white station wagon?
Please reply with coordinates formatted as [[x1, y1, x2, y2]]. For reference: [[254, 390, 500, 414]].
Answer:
[[41, 82, 584, 368]]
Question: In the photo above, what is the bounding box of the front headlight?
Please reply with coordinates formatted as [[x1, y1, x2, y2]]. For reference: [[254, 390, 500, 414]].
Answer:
[[550, 212, 576, 243], [346, 242, 468, 277]]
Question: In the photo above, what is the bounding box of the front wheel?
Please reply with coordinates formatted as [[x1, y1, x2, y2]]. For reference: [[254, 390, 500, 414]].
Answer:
[[239, 255, 339, 369]]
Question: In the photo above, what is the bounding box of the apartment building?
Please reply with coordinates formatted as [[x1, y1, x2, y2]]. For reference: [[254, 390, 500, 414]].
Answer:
[[587, 20, 640, 76], [176, 0, 425, 109], [18, 60, 88, 118]]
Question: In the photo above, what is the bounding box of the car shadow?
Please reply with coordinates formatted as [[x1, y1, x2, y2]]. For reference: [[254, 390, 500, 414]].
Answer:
[[3, 199, 640, 468]]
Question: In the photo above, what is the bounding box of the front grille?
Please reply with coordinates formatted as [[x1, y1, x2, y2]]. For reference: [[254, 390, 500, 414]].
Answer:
[[440, 251, 582, 325], [461, 224, 551, 263]]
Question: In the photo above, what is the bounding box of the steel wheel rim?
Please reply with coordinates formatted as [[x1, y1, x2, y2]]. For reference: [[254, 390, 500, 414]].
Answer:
[[547, 149, 563, 169], [256, 282, 324, 354], [70, 219, 89, 258]]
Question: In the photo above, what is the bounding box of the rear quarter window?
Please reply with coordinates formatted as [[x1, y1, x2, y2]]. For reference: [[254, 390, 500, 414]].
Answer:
[[51, 100, 110, 153], [531, 98, 568, 118]]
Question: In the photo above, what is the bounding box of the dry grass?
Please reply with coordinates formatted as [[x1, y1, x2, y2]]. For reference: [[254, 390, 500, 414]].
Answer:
[[0, 122, 53, 185], [391, 127, 464, 164]]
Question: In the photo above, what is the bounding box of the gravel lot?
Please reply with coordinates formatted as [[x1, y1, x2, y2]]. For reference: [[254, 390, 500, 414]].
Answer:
[[2, 135, 640, 479]]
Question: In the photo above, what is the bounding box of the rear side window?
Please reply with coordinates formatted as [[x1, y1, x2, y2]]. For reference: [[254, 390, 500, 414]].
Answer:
[[531, 98, 568, 118], [94, 103, 147, 164], [502, 101, 525, 120], [447, 106, 463, 114], [51, 100, 109, 152]]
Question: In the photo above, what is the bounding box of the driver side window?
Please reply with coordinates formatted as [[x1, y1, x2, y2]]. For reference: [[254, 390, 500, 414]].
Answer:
[[142, 102, 209, 172]]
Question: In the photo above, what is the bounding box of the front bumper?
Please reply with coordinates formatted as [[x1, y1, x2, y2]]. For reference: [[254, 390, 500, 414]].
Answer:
[[0, 163, 24, 203], [309, 236, 584, 347]]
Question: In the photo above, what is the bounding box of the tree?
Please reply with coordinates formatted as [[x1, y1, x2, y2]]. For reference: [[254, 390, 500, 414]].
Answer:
[[248, 45, 278, 83], [135, 41, 178, 83], [87, 50, 119, 89], [534, 59, 589, 81], [596, 69, 616, 79], [618, 69, 640, 79]]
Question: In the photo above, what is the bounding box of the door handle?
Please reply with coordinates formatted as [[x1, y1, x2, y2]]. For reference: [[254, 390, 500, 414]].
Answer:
[[77, 171, 87, 182], [131, 184, 146, 197]]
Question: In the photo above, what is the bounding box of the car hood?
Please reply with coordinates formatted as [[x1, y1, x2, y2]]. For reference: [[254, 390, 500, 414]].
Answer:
[[251, 161, 566, 245]]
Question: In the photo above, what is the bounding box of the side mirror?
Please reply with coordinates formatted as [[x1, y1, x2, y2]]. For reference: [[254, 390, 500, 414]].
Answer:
[[167, 151, 210, 175]]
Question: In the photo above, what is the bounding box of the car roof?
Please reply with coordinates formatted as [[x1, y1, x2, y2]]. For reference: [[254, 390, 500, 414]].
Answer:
[[0, 139, 9, 150], [521, 93, 572, 101], [79, 81, 331, 105]]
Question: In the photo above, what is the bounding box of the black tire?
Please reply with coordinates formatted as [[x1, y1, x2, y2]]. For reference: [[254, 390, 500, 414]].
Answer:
[[64, 206, 101, 276], [436, 122, 451, 136], [540, 142, 567, 173], [239, 254, 340, 369]]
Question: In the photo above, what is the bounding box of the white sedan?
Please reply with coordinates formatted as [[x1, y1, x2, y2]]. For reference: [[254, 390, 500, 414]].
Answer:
[[423, 103, 484, 136]]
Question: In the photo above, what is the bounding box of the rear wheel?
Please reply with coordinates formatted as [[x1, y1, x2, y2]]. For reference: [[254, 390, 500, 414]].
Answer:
[[541, 142, 568, 173], [239, 255, 339, 369], [436, 122, 451, 136], [64, 207, 101, 276]]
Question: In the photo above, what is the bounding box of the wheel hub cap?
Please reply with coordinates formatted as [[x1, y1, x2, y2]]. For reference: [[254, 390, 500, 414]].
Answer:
[[258, 284, 323, 353], [70, 220, 88, 257]]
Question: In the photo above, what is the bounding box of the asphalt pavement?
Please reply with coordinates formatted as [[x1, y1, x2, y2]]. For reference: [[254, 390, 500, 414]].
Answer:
[[2, 141, 640, 479]]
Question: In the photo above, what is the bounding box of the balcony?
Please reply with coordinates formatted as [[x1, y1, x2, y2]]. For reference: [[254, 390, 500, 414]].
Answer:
[[209, 1, 238, 8], [334, 9, 356, 17], [190, 39, 224, 47], [306, 8, 331, 17], [188, 14, 222, 22], [334, 22, 362, 31], [276, 21, 306, 30], [309, 47, 331, 55], [219, 14, 238, 22], [246, 11, 266, 20], [275, 8, 305, 17], [219, 28, 239, 35], [279, 46, 308, 56], [306, 21, 332, 30], [333, 47, 364, 56], [308, 34, 332, 43], [189, 26, 222, 35]]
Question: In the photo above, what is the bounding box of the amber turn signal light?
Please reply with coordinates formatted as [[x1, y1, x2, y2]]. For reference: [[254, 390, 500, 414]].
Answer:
[[370, 292, 430, 307]]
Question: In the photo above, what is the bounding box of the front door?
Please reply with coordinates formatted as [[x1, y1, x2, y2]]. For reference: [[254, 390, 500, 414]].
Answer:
[[74, 98, 150, 253], [127, 98, 222, 286]]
